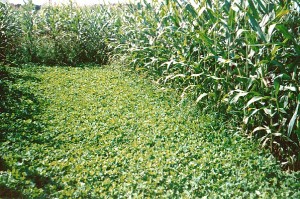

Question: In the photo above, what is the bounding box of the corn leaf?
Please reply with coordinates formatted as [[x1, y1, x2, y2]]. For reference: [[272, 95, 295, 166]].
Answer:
[[196, 93, 208, 103], [288, 102, 299, 137], [248, 14, 267, 43]]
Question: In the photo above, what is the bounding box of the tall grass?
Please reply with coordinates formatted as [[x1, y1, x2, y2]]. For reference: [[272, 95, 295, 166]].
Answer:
[[0, 3, 21, 63], [0, 1, 121, 65], [115, 0, 300, 170], [1, 0, 299, 169]]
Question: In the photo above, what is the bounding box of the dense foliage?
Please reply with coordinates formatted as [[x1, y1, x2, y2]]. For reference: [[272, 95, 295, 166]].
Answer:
[[115, 0, 300, 169], [0, 65, 299, 197], [0, 1, 118, 65], [0, 0, 299, 170]]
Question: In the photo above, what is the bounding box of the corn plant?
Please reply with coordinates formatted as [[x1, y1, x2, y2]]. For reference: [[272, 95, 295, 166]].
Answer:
[[0, 2, 21, 63], [2, 1, 119, 65], [2, 0, 299, 169], [117, 0, 300, 170]]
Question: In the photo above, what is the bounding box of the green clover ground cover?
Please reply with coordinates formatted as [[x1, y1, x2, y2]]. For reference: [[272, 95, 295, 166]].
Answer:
[[0, 65, 300, 198]]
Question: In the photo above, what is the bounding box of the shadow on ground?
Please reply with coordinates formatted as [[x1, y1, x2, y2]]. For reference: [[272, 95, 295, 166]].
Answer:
[[0, 66, 54, 198]]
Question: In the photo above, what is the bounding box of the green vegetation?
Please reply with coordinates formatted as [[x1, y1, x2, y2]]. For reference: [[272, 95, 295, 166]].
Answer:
[[1, 0, 300, 197], [0, 2, 118, 65], [116, 0, 300, 169], [2, 0, 299, 168], [0, 65, 299, 197]]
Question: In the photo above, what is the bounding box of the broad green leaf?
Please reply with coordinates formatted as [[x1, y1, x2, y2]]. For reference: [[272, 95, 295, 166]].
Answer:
[[248, 14, 267, 42], [275, 9, 290, 20], [185, 3, 197, 18], [274, 79, 280, 96], [256, 0, 267, 14], [270, 45, 280, 58], [197, 32, 214, 46], [228, 8, 236, 28], [247, 0, 259, 19], [276, 24, 293, 40]]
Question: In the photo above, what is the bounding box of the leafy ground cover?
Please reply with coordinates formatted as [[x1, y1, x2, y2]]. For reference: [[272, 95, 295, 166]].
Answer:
[[0, 65, 300, 198], [1, 0, 299, 169]]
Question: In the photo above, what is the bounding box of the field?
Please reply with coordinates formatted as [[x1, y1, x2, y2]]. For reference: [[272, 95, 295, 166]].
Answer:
[[0, 65, 299, 197], [1, 0, 300, 197]]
